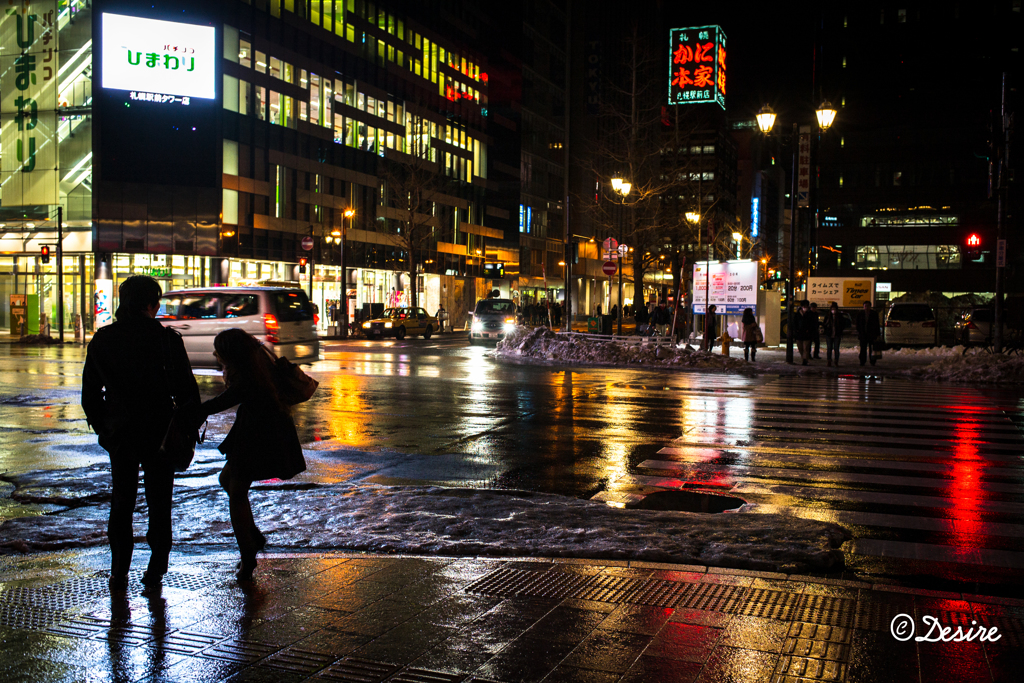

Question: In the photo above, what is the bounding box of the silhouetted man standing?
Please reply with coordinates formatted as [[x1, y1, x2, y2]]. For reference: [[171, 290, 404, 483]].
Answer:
[[856, 300, 882, 366], [82, 276, 199, 590]]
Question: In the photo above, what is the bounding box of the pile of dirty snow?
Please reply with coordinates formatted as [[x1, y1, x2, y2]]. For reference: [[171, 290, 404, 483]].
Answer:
[[496, 327, 748, 371], [884, 345, 980, 357], [902, 352, 1024, 383], [0, 468, 848, 573]]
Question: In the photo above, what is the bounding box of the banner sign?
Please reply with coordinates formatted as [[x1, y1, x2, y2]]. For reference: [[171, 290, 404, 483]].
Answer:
[[807, 277, 875, 307], [797, 125, 811, 207], [692, 260, 757, 314], [0, 0, 59, 207], [668, 25, 726, 110]]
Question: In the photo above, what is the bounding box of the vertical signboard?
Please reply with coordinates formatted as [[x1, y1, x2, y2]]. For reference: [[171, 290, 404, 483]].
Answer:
[[692, 261, 757, 313], [95, 279, 114, 328], [668, 25, 726, 110], [0, 0, 59, 207], [750, 197, 760, 238], [797, 125, 811, 207]]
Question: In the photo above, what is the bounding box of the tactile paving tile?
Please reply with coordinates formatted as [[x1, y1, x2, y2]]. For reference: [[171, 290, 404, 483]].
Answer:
[[0, 603, 67, 629], [774, 655, 848, 681], [98, 623, 163, 646], [464, 567, 591, 600], [853, 599, 904, 631], [0, 576, 108, 610], [390, 668, 466, 682], [793, 594, 856, 628], [679, 582, 748, 613], [464, 567, 547, 596], [199, 637, 279, 663], [315, 657, 400, 682], [973, 614, 1024, 647], [126, 570, 225, 593], [263, 647, 337, 675]]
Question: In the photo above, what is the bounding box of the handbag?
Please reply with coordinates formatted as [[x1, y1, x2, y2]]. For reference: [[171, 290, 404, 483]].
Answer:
[[157, 328, 205, 472], [265, 347, 319, 405], [753, 325, 764, 343]]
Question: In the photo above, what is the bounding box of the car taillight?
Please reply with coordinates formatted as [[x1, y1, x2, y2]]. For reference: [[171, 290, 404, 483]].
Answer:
[[885, 321, 901, 327], [966, 321, 979, 330], [922, 321, 936, 328], [264, 313, 280, 343]]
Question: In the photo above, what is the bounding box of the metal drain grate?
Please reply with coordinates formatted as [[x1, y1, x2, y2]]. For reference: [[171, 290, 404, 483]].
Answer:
[[316, 657, 400, 682], [679, 583, 748, 613], [464, 567, 591, 600], [793, 595, 856, 628]]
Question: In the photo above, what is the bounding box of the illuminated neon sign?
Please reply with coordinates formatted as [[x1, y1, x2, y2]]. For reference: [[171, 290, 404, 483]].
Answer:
[[668, 25, 726, 110], [750, 197, 760, 238]]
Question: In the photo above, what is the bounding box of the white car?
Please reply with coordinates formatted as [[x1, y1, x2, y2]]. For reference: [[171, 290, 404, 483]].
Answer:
[[883, 303, 938, 347], [158, 287, 320, 367]]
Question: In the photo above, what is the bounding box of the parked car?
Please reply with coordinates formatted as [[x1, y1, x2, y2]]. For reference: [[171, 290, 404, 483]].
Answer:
[[883, 303, 938, 346], [361, 307, 438, 340], [469, 299, 518, 343], [158, 287, 320, 368]]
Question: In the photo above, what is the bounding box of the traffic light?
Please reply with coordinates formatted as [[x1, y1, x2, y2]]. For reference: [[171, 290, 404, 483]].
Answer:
[[299, 257, 308, 274], [965, 233, 982, 260], [40, 246, 50, 264]]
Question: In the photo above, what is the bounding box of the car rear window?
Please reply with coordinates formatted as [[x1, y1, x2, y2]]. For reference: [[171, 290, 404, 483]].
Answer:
[[969, 310, 992, 323], [273, 291, 314, 322], [475, 300, 515, 314], [888, 304, 934, 322]]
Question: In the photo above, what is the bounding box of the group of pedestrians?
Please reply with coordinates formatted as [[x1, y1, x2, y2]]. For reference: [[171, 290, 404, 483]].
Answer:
[[81, 276, 305, 590], [793, 299, 883, 367]]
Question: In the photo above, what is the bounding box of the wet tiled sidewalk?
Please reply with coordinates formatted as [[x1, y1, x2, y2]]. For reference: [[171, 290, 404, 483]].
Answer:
[[0, 548, 1021, 682]]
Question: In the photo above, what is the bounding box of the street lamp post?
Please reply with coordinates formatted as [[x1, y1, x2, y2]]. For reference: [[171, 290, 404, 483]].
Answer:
[[757, 102, 836, 364], [611, 176, 631, 336]]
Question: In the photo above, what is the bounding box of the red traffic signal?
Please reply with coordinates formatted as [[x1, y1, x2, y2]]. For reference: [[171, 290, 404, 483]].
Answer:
[[965, 233, 982, 261], [299, 257, 308, 274], [966, 233, 981, 247], [40, 245, 50, 264]]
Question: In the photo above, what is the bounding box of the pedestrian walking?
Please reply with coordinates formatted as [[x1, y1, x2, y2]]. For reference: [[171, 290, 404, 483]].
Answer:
[[436, 305, 447, 333], [198, 329, 306, 581], [740, 308, 761, 361], [611, 304, 619, 322], [652, 301, 671, 336], [596, 303, 602, 318], [810, 302, 822, 359], [634, 300, 650, 334], [794, 300, 815, 365], [822, 302, 846, 366], [856, 301, 882, 366], [81, 276, 200, 590]]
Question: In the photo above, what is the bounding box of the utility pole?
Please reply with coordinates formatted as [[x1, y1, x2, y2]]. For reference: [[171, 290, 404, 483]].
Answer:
[[308, 226, 314, 301], [57, 206, 64, 343], [786, 123, 798, 363], [994, 72, 1009, 353], [562, 0, 572, 332]]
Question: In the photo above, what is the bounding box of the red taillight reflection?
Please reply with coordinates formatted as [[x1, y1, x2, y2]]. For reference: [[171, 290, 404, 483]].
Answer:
[[264, 313, 280, 343], [966, 322, 978, 330], [886, 321, 901, 327]]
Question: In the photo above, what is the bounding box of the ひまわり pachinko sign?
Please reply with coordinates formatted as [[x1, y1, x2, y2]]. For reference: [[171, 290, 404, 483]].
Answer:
[[0, 0, 59, 207], [668, 25, 726, 110], [101, 13, 215, 100]]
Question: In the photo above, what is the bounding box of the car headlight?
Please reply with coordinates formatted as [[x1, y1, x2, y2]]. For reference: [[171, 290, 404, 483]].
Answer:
[[503, 322, 516, 332], [384, 322, 392, 328], [471, 321, 483, 332], [362, 322, 370, 328]]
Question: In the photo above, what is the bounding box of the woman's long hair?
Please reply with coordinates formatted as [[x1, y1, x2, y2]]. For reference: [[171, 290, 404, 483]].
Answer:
[[741, 308, 756, 325], [213, 329, 286, 411]]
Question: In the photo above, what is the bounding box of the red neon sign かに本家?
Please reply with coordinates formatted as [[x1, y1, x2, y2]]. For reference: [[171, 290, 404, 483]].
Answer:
[[668, 25, 726, 110]]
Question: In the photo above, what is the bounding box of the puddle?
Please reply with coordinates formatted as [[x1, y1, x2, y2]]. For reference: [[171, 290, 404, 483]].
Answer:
[[629, 490, 745, 513]]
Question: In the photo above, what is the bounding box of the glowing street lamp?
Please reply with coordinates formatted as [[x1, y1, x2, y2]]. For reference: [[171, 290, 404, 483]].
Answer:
[[685, 211, 700, 224], [815, 101, 838, 131], [756, 105, 777, 134]]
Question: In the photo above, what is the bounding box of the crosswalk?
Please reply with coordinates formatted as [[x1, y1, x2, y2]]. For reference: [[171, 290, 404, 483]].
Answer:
[[607, 376, 1024, 577]]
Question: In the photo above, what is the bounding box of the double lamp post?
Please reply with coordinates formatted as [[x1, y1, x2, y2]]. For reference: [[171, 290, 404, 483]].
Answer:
[[754, 101, 837, 363], [324, 207, 356, 338], [610, 176, 631, 335]]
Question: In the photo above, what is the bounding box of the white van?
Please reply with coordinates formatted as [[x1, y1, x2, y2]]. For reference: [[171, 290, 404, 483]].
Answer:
[[157, 287, 320, 368]]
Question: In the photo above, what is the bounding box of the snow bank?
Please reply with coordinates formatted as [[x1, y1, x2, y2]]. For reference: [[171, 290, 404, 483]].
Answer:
[[901, 352, 1024, 383], [884, 345, 980, 357], [496, 327, 748, 371], [0, 468, 848, 573]]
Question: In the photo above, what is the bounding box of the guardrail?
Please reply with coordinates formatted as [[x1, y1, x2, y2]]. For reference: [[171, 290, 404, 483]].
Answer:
[[555, 331, 676, 348]]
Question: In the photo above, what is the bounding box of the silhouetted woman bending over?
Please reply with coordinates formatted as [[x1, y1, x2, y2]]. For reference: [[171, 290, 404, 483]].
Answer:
[[201, 329, 306, 581]]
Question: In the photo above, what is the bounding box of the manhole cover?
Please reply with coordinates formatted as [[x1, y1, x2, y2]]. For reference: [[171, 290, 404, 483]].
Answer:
[[629, 490, 744, 513]]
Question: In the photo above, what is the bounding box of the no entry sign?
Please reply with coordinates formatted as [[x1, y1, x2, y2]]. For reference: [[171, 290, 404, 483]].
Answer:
[[602, 261, 618, 276], [301, 236, 314, 251]]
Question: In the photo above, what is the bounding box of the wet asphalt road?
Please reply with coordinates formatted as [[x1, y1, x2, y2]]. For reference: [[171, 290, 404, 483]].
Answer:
[[1, 335, 1023, 595]]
